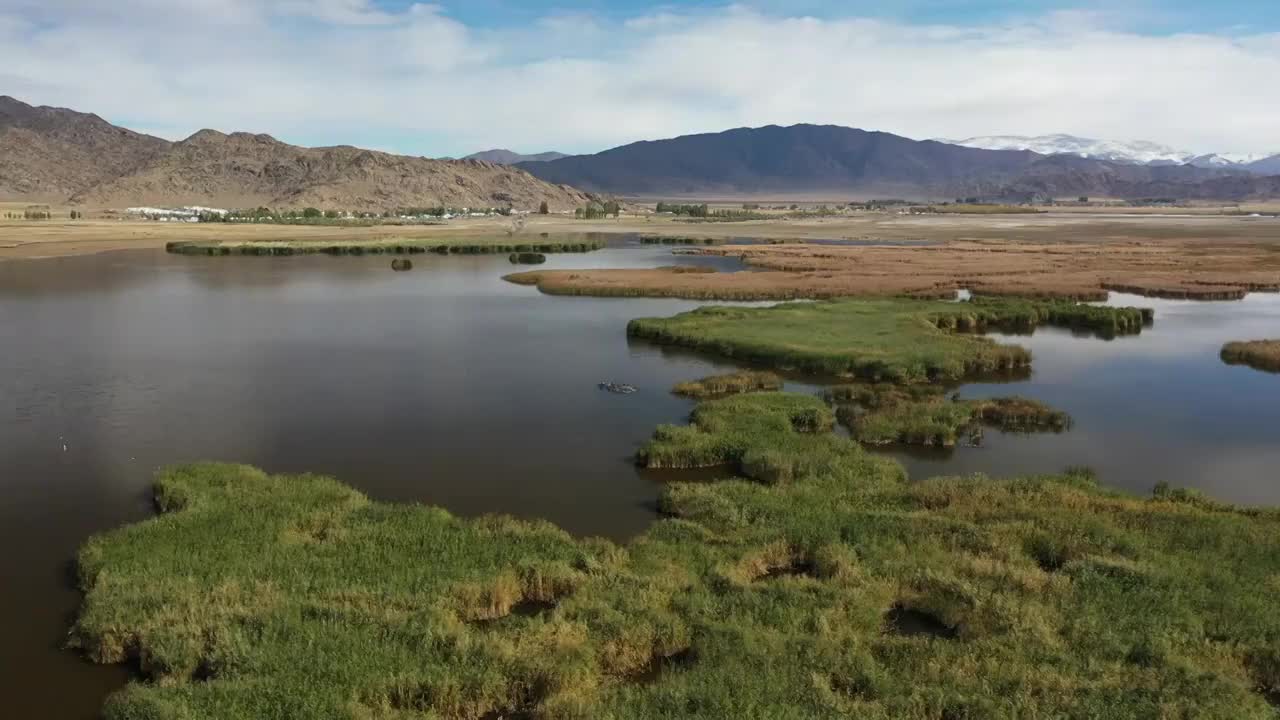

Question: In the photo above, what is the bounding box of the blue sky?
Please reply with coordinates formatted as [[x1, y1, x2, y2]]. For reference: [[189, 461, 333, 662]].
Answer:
[[424, 0, 1280, 34], [1, 1, 1277, 156]]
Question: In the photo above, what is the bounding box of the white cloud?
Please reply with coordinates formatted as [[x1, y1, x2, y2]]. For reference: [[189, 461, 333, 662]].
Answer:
[[0, 3, 1277, 157], [275, 0, 395, 25]]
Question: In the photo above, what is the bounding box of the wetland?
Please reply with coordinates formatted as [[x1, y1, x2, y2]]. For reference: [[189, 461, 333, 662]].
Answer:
[[2, 232, 1280, 717]]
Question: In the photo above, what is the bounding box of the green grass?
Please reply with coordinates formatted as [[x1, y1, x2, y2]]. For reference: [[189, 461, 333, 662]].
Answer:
[[628, 298, 1152, 384], [74, 394, 1280, 719], [165, 238, 604, 257], [1221, 340, 1280, 373], [672, 371, 784, 398], [834, 392, 1072, 447]]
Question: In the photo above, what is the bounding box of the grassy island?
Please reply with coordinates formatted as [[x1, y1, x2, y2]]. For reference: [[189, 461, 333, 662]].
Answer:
[[629, 298, 1151, 383], [672, 371, 784, 398], [834, 390, 1071, 447], [166, 237, 604, 257], [75, 394, 1280, 719], [1221, 340, 1280, 373]]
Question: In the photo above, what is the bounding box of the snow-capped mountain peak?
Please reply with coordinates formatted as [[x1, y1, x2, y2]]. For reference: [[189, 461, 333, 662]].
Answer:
[[939, 134, 1193, 165]]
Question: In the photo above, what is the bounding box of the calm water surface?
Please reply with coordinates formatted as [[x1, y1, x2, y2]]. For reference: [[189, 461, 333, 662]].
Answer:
[[1, 239, 1277, 717]]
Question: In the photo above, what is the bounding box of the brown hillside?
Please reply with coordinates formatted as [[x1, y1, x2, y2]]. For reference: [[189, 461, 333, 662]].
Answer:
[[0, 96, 170, 203], [0, 96, 592, 211], [73, 129, 593, 211]]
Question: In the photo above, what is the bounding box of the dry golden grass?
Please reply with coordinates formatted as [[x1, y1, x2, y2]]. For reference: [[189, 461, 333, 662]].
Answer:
[[509, 236, 1280, 301], [0, 216, 566, 260], [5, 210, 1280, 262], [1221, 341, 1280, 373]]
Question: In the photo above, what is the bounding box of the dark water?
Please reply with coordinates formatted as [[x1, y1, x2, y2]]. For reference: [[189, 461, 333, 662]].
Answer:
[[887, 292, 1280, 504], [1, 240, 1277, 717]]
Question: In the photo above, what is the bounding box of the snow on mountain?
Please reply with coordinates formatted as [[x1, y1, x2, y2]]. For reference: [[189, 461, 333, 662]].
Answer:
[[1216, 153, 1272, 165], [1186, 152, 1280, 170], [940, 134, 1280, 174], [1186, 154, 1239, 168], [940, 134, 1193, 165]]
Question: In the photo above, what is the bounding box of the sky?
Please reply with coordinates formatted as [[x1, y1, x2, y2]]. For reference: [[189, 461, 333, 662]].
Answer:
[[0, 1, 1277, 157]]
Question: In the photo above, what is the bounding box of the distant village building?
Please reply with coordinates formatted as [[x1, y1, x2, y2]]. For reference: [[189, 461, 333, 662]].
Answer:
[[125, 206, 228, 221]]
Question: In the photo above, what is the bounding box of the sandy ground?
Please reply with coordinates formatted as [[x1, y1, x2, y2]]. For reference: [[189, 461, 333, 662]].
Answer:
[[2, 211, 1280, 262]]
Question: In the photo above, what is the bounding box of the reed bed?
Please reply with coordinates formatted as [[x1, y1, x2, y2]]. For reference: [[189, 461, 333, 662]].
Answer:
[[639, 235, 723, 245], [1221, 340, 1280, 373], [1102, 281, 1249, 301], [834, 393, 1071, 447], [505, 239, 1280, 302], [508, 252, 547, 265], [166, 238, 604, 257], [627, 298, 1151, 384], [672, 371, 784, 398], [74, 397, 1280, 719]]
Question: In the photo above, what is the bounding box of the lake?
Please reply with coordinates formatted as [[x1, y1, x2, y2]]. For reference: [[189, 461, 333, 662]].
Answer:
[[2, 237, 1277, 717]]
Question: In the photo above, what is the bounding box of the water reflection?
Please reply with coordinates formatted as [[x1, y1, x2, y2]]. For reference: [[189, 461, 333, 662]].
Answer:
[[888, 292, 1280, 505]]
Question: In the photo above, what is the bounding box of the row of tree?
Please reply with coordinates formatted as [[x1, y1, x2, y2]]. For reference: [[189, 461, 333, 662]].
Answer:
[[574, 200, 622, 219], [3, 206, 73, 220], [199, 205, 527, 224], [655, 202, 710, 217]]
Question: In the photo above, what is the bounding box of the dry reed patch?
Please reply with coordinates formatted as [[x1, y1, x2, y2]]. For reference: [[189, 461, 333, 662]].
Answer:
[[1222, 340, 1280, 373], [508, 238, 1280, 301], [673, 371, 784, 398]]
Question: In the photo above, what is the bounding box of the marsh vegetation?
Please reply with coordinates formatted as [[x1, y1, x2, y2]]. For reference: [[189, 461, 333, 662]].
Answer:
[[504, 238, 1280, 302], [1221, 340, 1280, 373], [672, 371, 784, 398], [509, 252, 547, 264], [628, 297, 1150, 383], [834, 389, 1071, 447], [75, 394, 1280, 718], [166, 238, 604, 257]]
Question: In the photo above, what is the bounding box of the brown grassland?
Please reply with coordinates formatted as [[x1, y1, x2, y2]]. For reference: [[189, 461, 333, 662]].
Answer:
[[508, 235, 1280, 301], [1221, 340, 1280, 373], [4, 209, 1280, 265]]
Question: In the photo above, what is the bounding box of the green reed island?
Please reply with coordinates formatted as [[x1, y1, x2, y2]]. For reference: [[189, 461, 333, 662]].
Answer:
[[75, 392, 1280, 719], [628, 297, 1151, 383], [672, 371, 785, 398], [72, 295, 1280, 719], [166, 237, 604, 257]]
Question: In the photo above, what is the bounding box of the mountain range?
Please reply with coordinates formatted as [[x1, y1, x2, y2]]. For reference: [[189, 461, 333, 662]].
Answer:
[[518, 124, 1280, 201], [3, 95, 1279, 207], [0, 96, 591, 211], [946, 134, 1280, 173], [462, 149, 569, 165]]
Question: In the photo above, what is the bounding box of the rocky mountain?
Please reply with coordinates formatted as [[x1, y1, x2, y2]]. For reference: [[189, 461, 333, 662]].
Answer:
[[520, 124, 1278, 201], [0, 96, 592, 211], [982, 154, 1272, 202], [520, 124, 1041, 196], [73, 130, 592, 211], [463, 149, 569, 165], [0, 95, 170, 203], [1244, 154, 1280, 175]]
